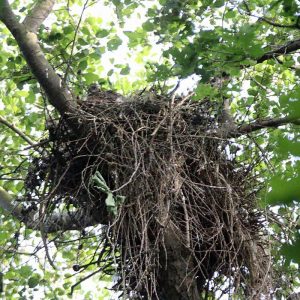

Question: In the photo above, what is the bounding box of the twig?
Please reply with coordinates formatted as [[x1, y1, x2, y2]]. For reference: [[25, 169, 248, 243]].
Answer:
[[70, 268, 102, 295], [0, 177, 24, 181], [168, 80, 180, 96], [112, 158, 141, 193], [0, 116, 35, 145], [39, 172, 56, 270], [24, 139, 50, 150], [64, 0, 89, 84], [182, 195, 190, 248], [175, 92, 195, 107]]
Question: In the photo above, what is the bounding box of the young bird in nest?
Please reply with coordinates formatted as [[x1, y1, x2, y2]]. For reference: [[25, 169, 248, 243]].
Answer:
[[87, 83, 101, 96], [87, 83, 125, 103]]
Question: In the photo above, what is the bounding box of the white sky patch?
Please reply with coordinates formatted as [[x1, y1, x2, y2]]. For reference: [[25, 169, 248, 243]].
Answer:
[[44, 0, 199, 94], [69, 1, 164, 87], [176, 74, 201, 95]]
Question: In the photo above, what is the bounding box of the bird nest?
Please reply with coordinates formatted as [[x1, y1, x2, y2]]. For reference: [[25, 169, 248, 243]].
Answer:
[[25, 91, 272, 298]]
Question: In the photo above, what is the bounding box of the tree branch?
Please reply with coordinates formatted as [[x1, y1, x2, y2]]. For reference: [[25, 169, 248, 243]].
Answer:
[[257, 39, 300, 64], [0, 0, 75, 116], [23, 0, 55, 33], [0, 116, 35, 145], [0, 187, 100, 233], [225, 116, 300, 138], [257, 16, 299, 29], [241, 1, 300, 64], [242, 1, 300, 29], [0, 187, 25, 221]]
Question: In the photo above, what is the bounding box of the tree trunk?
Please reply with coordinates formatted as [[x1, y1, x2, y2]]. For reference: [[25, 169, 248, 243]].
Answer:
[[157, 226, 200, 300]]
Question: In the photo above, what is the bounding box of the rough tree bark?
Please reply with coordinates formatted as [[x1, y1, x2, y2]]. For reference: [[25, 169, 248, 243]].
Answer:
[[157, 226, 200, 300]]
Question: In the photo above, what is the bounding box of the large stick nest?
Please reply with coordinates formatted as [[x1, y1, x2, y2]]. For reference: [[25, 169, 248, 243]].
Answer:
[[25, 90, 272, 298]]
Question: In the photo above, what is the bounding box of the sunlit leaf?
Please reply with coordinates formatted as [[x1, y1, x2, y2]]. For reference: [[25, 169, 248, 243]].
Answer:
[[267, 175, 300, 205]]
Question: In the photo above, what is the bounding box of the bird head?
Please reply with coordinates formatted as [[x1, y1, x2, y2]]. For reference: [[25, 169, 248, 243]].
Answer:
[[87, 83, 100, 95]]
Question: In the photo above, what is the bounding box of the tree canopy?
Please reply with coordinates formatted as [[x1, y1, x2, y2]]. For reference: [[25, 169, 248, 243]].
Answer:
[[0, 0, 300, 299]]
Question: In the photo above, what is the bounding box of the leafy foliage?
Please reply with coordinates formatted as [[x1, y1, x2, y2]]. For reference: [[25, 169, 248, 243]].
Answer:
[[0, 0, 300, 298]]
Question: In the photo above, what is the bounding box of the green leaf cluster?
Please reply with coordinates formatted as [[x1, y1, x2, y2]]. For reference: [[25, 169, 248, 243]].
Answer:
[[91, 171, 125, 216]]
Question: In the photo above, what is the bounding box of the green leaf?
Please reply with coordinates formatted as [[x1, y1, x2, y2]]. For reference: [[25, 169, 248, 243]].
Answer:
[[107, 37, 122, 51], [142, 21, 155, 32], [214, 0, 224, 7], [78, 38, 88, 46], [91, 171, 109, 192], [78, 60, 88, 71], [28, 275, 40, 288], [120, 65, 130, 75], [48, 32, 63, 42], [84, 73, 100, 84], [7, 37, 17, 46], [194, 83, 216, 100], [115, 195, 126, 205], [0, 232, 9, 240], [248, 88, 258, 96], [63, 26, 74, 35], [105, 193, 115, 207], [27, 90, 35, 104], [81, 26, 90, 36], [267, 175, 300, 205], [281, 233, 300, 264], [278, 136, 300, 156], [19, 266, 32, 278], [96, 29, 110, 38], [225, 10, 236, 18]]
